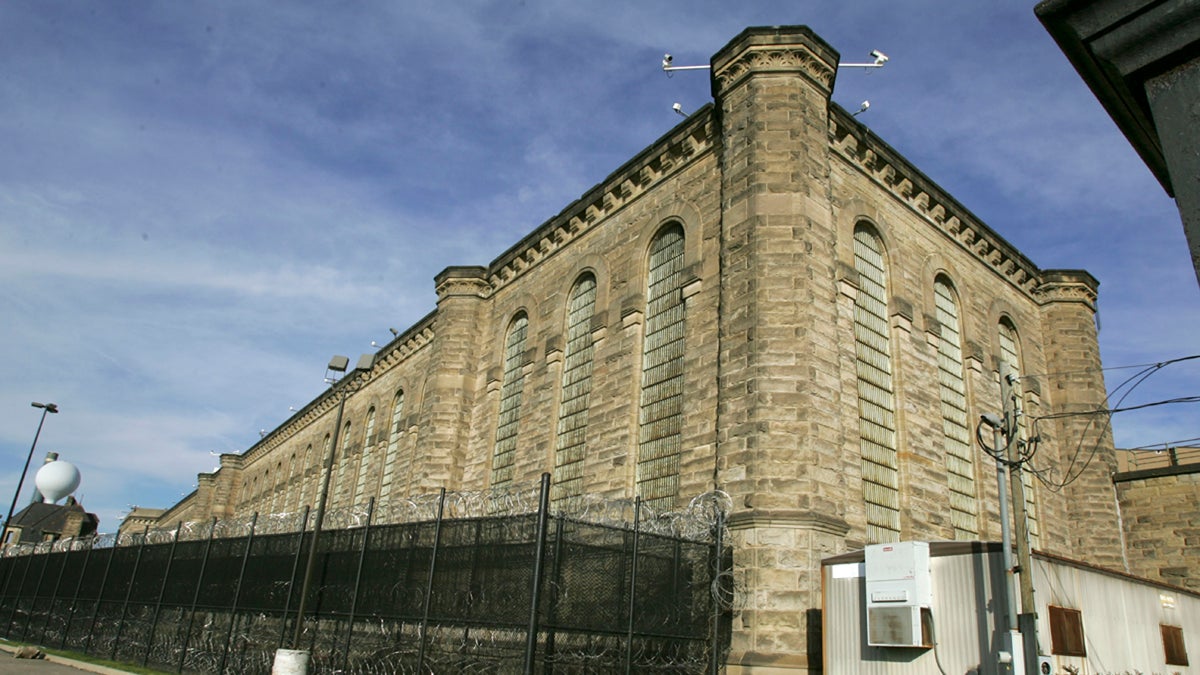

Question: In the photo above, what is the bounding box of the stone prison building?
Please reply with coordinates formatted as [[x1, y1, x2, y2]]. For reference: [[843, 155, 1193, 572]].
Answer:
[[133, 26, 1158, 673]]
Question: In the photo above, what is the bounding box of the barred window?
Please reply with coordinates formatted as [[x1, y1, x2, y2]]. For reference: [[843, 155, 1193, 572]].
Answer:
[[553, 274, 598, 504], [284, 453, 297, 511], [854, 225, 900, 543], [638, 224, 686, 511], [299, 443, 314, 509], [935, 277, 976, 538], [380, 390, 405, 500], [354, 406, 377, 505], [332, 422, 352, 508], [492, 313, 529, 487], [998, 320, 1039, 546]]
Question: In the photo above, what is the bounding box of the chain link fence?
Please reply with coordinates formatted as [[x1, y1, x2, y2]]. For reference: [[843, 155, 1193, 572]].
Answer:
[[0, 476, 732, 673]]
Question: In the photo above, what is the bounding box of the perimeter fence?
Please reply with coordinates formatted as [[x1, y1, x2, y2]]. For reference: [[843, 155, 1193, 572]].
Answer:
[[0, 475, 732, 673]]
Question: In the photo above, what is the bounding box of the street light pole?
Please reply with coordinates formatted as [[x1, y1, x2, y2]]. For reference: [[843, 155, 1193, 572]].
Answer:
[[275, 356, 353, 675], [3, 402, 59, 544]]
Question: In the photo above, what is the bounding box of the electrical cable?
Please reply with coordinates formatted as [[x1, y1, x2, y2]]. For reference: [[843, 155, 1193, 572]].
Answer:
[[926, 612, 950, 675], [1029, 354, 1197, 491]]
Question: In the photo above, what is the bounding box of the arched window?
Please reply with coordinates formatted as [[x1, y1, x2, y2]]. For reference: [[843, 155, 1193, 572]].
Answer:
[[638, 224, 686, 511], [854, 225, 900, 543], [492, 313, 529, 487], [553, 273, 598, 503], [334, 421, 353, 508], [320, 431, 336, 509], [354, 407, 377, 505], [285, 453, 297, 512], [380, 390, 405, 500], [269, 461, 283, 514], [998, 319, 1040, 546], [299, 443, 314, 509], [935, 277, 976, 538]]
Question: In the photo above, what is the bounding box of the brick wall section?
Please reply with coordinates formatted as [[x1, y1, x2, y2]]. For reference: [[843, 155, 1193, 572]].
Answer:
[[1116, 466, 1200, 591]]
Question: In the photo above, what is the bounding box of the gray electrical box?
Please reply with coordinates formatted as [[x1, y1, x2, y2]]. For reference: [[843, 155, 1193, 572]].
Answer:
[[865, 541, 932, 648]]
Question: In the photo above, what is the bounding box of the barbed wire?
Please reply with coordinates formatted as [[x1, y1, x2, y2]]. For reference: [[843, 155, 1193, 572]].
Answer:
[[2, 482, 731, 558]]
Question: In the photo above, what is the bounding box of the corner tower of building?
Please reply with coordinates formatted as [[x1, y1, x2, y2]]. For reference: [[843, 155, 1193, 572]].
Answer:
[[712, 26, 846, 673]]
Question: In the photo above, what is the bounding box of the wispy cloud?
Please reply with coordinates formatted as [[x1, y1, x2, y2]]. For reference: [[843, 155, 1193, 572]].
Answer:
[[0, 2, 1195, 531]]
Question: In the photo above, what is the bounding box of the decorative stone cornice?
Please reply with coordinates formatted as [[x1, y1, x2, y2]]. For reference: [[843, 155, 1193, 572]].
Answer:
[[484, 111, 715, 296], [1033, 269, 1099, 309], [711, 26, 840, 97], [435, 266, 489, 300], [829, 105, 1045, 299]]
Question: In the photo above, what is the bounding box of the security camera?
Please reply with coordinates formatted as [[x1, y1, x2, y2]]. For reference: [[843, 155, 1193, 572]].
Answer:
[[663, 53, 673, 65], [672, 102, 686, 117], [980, 413, 1003, 429], [870, 50, 889, 65]]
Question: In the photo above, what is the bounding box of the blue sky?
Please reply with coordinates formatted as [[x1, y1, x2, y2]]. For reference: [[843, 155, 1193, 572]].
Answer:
[[2, 2, 1196, 532]]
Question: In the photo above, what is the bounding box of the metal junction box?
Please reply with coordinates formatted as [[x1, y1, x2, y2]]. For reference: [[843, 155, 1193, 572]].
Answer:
[[865, 541, 932, 648]]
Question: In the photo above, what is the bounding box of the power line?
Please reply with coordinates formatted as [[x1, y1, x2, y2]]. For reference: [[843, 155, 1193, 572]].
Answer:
[[1124, 436, 1200, 451]]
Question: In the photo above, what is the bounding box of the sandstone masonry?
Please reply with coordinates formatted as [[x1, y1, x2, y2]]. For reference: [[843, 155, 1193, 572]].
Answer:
[[129, 26, 1163, 674]]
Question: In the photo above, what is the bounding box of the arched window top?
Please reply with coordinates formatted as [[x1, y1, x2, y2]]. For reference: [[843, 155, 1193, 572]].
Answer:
[[933, 273, 956, 295], [998, 318, 1021, 373], [572, 270, 597, 289], [649, 223, 685, 263]]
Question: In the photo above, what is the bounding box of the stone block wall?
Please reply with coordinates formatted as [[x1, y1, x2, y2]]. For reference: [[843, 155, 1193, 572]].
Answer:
[[132, 24, 1143, 675], [1116, 466, 1200, 591]]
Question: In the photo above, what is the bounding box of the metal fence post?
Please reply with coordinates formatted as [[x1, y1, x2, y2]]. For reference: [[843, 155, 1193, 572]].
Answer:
[[416, 487, 446, 671], [543, 516, 565, 672], [83, 538, 118, 655], [178, 517, 218, 674], [143, 522, 183, 667], [709, 506, 725, 675], [19, 543, 54, 640], [340, 498, 375, 672], [623, 496, 642, 675], [60, 538, 96, 649], [39, 543, 72, 644], [218, 512, 259, 675], [523, 473, 552, 674], [112, 527, 151, 661], [278, 506, 310, 649], [3, 550, 35, 637]]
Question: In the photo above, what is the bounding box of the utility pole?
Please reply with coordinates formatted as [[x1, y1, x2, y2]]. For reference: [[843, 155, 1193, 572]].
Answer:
[[1000, 363, 1040, 674], [982, 411, 1023, 675]]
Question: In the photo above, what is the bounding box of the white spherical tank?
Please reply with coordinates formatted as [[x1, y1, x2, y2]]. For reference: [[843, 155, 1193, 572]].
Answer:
[[35, 460, 81, 504]]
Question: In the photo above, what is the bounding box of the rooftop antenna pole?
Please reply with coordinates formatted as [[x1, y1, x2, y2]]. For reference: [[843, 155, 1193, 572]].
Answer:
[[661, 50, 889, 73]]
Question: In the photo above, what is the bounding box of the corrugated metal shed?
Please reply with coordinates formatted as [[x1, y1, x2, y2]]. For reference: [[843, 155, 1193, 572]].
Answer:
[[823, 542, 1199, 675]]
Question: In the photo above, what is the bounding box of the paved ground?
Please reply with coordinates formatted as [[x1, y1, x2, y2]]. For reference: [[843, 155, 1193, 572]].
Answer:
[[0, 645, 135, 675], [0, 655, 95, 674]]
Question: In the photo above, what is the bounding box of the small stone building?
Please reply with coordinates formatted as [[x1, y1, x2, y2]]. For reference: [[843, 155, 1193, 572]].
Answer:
[[131, 26, 1162, 673], [3, 497, 99, 546]]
